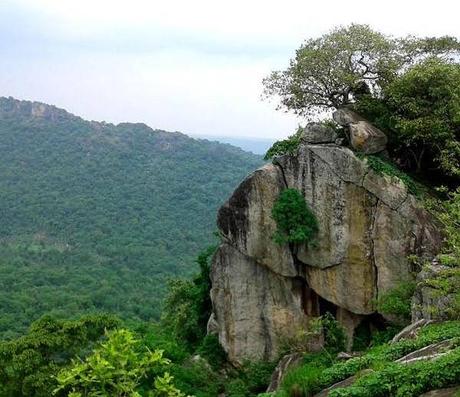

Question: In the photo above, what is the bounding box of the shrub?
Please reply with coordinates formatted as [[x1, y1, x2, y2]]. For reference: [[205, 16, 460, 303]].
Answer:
[[265, 129, 302, 160], [376, 281, 416, 324], [272, 189, 319, 246], [54, 329, 187, 397], [359, 154, 420, 195]]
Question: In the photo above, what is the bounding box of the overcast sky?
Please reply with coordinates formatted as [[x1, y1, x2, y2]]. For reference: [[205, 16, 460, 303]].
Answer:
[[1, 0, 459, 139]]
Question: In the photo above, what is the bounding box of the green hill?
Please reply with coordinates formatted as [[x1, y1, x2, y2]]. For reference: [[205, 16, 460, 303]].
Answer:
[[0, 97, 263, 338]]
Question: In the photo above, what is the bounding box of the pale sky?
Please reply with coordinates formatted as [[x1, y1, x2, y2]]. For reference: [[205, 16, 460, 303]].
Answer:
[[1, 0, 459, 139]]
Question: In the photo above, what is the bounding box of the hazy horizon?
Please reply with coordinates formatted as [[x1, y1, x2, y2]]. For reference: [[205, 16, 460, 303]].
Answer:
[[1, 0, 459, 139]]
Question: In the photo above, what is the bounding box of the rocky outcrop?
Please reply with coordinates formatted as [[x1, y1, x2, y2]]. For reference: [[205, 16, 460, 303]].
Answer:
[[299, 123, 337, 144], [412, 259, 459, 321], [333, 108, 388, 154], [209, 132, 442, 364]]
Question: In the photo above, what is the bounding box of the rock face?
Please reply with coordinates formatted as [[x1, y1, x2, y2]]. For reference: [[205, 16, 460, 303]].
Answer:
[[299, 123, 337, 144], [333, 108, 388, 154], [210, 140, 442, 365], [412, 259, 459, 321]]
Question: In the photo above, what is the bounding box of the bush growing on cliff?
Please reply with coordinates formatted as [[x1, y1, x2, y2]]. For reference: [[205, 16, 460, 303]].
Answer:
[[264, 129, 302, 160], [376, 281, 416, 324], [272, 189, 318, 246]]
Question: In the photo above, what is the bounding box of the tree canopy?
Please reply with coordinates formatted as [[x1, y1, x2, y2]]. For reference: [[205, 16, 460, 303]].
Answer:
[[263, 24, 460, 117]]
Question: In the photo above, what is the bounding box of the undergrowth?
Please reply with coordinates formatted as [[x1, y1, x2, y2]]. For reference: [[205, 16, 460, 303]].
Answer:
[[267, 321, 460, 397]]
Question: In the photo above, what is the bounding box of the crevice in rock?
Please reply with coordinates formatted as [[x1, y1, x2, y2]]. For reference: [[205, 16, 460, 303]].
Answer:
[[370, 199, 379, 302], [272, 158, 289, 189]]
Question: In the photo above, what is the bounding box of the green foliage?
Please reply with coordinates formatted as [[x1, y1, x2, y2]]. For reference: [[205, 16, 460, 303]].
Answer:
[[328, 347, 460, 397], [0, 314, 120, 397], [322, 313, 347, 353], [272, 189, 318, 245], [54, 329, 187, 397], [376, 281, 416, 324], [273, 321, 460, 397], [356, 58, 460, 180], [196, 335, 227, 370], [384, 58, 460, 177], [264, 129, 302, 160], [161, 247, 216, 351], [226, 361, 277, 397], [263, 24, 459, 117], [0, 97, 262, 338], [359, 154, 420, 195]]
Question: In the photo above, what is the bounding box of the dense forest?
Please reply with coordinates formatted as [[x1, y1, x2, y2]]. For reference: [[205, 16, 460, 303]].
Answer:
[[0, 97, 263, 338]]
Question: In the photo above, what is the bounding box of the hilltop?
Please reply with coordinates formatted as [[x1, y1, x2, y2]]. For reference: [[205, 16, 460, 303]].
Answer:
[[0, 96, 263, 338]]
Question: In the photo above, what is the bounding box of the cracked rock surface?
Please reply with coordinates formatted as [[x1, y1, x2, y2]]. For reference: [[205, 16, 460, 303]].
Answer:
[[209, 143, 442, 365]]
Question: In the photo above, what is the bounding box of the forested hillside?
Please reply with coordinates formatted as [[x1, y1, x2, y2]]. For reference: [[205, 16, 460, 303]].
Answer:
[[0, 97, 263, 338]]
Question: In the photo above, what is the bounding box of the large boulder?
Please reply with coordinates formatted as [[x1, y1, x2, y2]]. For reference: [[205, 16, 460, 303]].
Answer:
[[333, 108, 388, 154], [209, 142, 442, 364], [299, 122, 337, 144]]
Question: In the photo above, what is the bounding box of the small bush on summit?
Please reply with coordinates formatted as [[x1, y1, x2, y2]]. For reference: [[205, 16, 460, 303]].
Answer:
[[264, 129, 302, 160], [272, 188, 319, 246]]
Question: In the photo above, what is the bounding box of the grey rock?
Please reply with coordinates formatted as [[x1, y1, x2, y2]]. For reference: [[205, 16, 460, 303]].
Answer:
[[395, 339, 454, 364], [210, 142, 442, 364], [418, 387, 460, 397], [349, 121, 388, 154], [209, 244, 308, 364], [217, 163, 296, 277], [412, 259, 458, 321], [266, 353, 304, 392], [391, 319, 432, 344], [333, 108, 388, 154], [299, 123, 337, 144], [313, 370, 373, 397], [333, 108, 366, 126]]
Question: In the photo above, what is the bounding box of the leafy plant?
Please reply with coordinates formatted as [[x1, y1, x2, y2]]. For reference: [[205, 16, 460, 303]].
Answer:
[[271, 189, 318, 246], [54, 329, 187, 397], [376, 281, 416, 324], [161, 247, 216, 351], [0, 314, 120, 397], [264, 129, 302, 160], [359, 154, 420, 195]]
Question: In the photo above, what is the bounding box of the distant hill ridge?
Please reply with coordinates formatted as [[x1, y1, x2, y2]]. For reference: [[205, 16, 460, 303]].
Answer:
[[0, 96, 263, 338]]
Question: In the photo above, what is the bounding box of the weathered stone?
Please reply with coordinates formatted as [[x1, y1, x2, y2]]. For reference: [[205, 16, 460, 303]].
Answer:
[[299, 123, 337, 144], [395, 339, 454, 364], [419, 387, 460, 397], [349, 121, 388, 154], [333, 108, 366, 126], [333, 108, 388, 154], [210, 244, 308, 364], [412, 260, 459, 322], [306, 261, 375, 315], [391, 319, 432, 344], [363, 168, 408, 210], [217, 163, 296, 277], [313, 370, 373, 397], [336, 308, 365, 351], [210, 142, 442, 364], [266, 353, 304, 392]]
